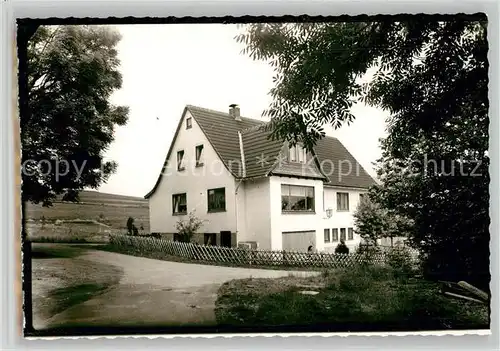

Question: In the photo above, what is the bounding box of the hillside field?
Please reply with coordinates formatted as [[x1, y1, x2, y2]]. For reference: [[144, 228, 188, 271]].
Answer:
[[25, 190, 149, 242]]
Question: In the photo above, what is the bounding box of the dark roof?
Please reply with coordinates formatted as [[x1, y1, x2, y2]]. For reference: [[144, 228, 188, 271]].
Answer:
[[241, 125, 283, 178], [187, 105, 262, 176], [145, 105, 376, 198], [314, 137, 375, 188]]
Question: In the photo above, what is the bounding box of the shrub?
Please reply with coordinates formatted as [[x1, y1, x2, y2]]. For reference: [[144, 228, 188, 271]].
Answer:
[[353, 192, 413, 246], [335, 240, 349, 254], [385, 247, 416, 278], [356, 244, 381, 265], [175, 211, 205, 243]]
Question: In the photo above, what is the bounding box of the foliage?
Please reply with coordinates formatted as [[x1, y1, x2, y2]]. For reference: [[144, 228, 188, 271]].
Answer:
[[215, 266, 489, 330], [334, 240, 349, 254], [174, 211, 205, 243], [385, 247, 416, 278], [353, 193, 413, 245], [24, 25, 129, 206], [239, 15, 490, 289], [29, 236, 89, 244]]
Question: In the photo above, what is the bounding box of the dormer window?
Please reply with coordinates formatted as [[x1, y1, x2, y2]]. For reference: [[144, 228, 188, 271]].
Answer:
[[289, 143, 307, 163]]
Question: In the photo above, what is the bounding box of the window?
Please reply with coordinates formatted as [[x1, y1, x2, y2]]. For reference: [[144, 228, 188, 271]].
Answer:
[[340, 228, 346, 241], [204, 233, 216, 245], [337, 192, 349, 211], [289, 144, 307, 164], [281, 184, 315, 212], [186, 117, 192, 129], [208, 188, 226, 212], [177, 150, 185, 171], [332, 228, 339, 242], [324, 228, 331, 243], [348, 227, 354, 240], [172, 193, 187, 215], [195, 145, 204, 166]]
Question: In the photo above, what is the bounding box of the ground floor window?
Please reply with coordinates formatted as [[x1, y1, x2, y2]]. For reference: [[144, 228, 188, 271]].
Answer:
[[208, 188, 226, 212], [324, 228, 331, 243], [340, 228, 346, 241], [332, 228, 339, 242], [172, 193, 187, 215], [348, 227, 354, 240], [281, 184, 315, 212]]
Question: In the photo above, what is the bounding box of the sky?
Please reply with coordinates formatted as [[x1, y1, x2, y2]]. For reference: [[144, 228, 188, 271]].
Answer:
[[99, 24, 388, 197]]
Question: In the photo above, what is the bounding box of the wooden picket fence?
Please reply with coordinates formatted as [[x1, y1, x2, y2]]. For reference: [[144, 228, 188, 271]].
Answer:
[[109, 234, 419, 269]]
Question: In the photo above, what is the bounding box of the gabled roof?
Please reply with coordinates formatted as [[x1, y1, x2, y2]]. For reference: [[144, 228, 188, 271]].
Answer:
[[145, 105, 376, 199], [188, 105, 262, 176], [240, 124, 282, 178], [314, 137, 376, 189]]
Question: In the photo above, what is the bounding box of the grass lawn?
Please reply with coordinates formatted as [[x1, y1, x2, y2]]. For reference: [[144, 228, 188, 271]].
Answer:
[[215, 266, 489, 332], [31, 243, 88, 259], [25, 190, 150, 244]]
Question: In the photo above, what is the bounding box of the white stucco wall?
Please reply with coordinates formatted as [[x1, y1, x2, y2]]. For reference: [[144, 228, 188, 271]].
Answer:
[[148, 110, 369, 252], [269, 176, 324, 251], [148, 110, 237, 234], [239, 177, 272, 249], [322, 186, 367, 252]]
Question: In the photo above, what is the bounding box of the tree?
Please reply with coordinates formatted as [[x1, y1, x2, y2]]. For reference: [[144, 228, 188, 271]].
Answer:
[[353, 193, 387, 245], [239, 15, 489, 288], [23, 25, 128, 206], [354, 193, 414, 246], [175, 211, 205, 243]]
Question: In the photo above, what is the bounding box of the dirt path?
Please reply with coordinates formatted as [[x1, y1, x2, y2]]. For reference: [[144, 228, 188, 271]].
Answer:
[[38, 248, 319, 329]]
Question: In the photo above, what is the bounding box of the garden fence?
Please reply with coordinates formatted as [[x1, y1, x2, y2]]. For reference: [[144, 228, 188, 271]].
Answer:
[[109, 234, 420, 269]]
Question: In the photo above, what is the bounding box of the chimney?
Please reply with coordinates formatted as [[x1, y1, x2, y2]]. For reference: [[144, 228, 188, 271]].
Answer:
[[229, 104, 241, 121]]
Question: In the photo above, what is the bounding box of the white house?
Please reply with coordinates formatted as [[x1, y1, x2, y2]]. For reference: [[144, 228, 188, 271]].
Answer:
[[145, 105, 376, 253]]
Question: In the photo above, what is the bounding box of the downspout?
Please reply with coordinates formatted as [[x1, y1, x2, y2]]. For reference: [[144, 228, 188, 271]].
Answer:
[[235, 131, 247, 242]]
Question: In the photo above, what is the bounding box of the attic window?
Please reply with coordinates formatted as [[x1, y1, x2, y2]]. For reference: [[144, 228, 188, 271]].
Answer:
[[289, 144, 307, 164], [186, 117, 192, 129]]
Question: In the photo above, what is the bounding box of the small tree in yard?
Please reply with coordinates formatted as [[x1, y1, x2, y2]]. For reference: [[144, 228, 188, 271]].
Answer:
[[175, 211, 204, 243], [353, 194, 386, 246], [353, 193, 414, 247]]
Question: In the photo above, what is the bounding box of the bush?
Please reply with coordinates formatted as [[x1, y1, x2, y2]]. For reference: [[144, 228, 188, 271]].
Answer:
[[175, 211, 205, 243], [385, 247, 416, 278], [356, 244, 382, 265], [335, 240, 349, 254]]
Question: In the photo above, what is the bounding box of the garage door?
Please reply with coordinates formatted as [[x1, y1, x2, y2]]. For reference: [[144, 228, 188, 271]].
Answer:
[[282, 231, 316, 253]]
